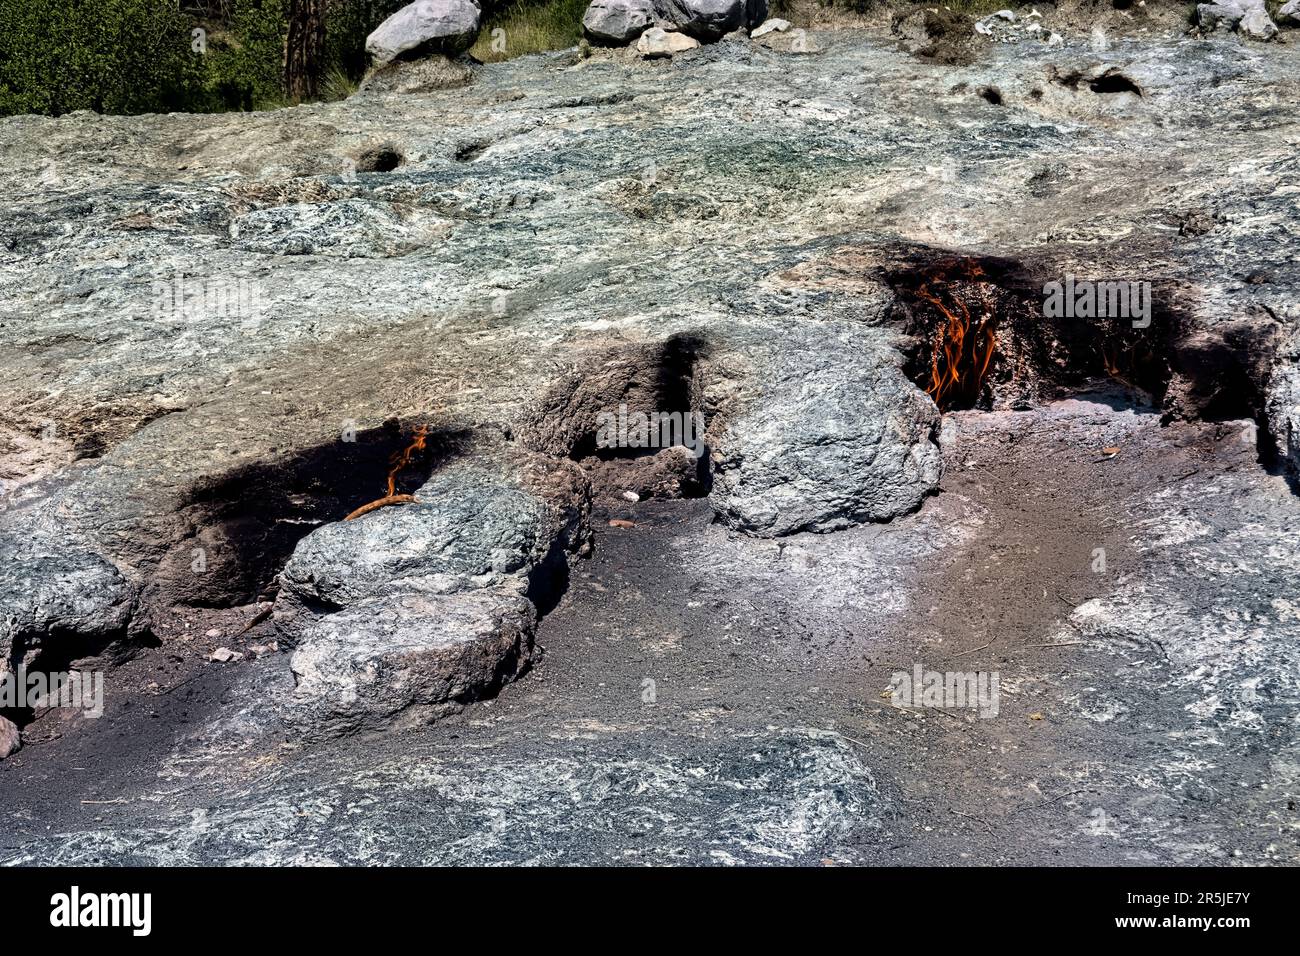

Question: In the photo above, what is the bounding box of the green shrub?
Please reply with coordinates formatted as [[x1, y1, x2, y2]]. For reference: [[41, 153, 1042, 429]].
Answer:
[[0, 0, 203, 115], [199, 0, 291, 110]]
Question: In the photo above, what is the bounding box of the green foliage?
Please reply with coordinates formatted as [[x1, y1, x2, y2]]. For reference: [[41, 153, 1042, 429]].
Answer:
[[195, 0, 291, 110], [0, 0, 203, 116], [469, 0, 590, 62]]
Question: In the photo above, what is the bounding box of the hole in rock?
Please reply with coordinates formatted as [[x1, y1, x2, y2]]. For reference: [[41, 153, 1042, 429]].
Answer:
[[525, 333, 713, 502], [1089, 71, 1143, 97], [354, 144, 404, 173], [150, 421, 469, 610], [979, 86, 1004, 105], [890, 254, 1216, 416]]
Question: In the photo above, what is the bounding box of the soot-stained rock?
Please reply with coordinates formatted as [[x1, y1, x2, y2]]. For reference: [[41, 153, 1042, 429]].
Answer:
[[279, 452, 590, 609], [282, 588, 536, 739]]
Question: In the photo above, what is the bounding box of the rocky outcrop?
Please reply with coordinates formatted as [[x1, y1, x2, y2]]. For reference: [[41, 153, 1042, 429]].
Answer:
[[274, 450, 590, 737], [708, 330, 943, 536], [583, 0, 656, 45], [365, 0, 482, 66], [1197, 0, 1278, 39], [0, 531, 132, 671], [1280, 0, 1300, 25], [283, 587, 535, 739]]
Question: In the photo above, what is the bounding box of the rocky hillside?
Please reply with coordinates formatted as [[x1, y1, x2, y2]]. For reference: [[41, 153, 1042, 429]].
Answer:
[[0, 14, 1297, 863]]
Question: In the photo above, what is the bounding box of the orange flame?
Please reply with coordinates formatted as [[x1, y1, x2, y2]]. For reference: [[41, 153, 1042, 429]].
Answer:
[[916, 260, 998, 411], [386, 424, 429, 497]]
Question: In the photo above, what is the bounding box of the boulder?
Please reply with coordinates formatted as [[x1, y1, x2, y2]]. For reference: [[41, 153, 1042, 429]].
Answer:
[[0, 533, 132, 669], [365, 0, 481, 66], [282, 588, 536, 739], [583, 0, 655, 44], [1197, 0, 1277, 39], [281, 456, 589, 609], [638, 27, 704, 56], [1280, 0, 1299, 24], [708, 333, 942, 536], [652, 0, 746, 41]]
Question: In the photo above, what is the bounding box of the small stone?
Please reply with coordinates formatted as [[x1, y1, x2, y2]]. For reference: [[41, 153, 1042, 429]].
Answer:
[[205, 628, 222, 639], [621, 490, 641, 502], [751, 17, 790, 38], [209, 647, 242, 663], [637, 26, 702, 57]]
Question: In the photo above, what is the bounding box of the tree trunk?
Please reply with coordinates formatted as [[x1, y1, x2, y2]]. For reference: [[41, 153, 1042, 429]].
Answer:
[[284, 0, 326, 102]]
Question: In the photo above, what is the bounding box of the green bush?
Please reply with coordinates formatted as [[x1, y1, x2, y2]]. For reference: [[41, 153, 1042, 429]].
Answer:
[[0, 0, 204, 115], [200, 0, 291, 111]]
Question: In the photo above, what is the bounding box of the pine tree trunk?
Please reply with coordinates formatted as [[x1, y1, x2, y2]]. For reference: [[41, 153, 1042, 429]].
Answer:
[[285, 0, 326, 102]]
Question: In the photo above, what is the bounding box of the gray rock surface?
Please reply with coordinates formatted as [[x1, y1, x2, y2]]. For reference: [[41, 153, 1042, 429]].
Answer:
[[365, 0, 482, 66], [0, 27, 1297, 867], [0, 716, 19, 759], [0, 530, 132, 668], [709, 328, 943, 535], [583, 0, 655, 44], [283, 588, 536, 739], [1280, 0, 1300, 25], [281, 467, 553, 607]]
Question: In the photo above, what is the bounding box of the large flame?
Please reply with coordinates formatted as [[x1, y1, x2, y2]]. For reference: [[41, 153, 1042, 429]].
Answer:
[[915, 260, 998, 411]]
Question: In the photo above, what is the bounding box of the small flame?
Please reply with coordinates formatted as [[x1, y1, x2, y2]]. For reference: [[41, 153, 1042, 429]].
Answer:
[[916, 260, 998, 410], [386, 424, 429, 497]]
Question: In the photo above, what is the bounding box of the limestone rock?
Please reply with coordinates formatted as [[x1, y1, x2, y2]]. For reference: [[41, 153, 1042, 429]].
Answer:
[[365, 0, 482, 66], [751, 17, 790, 38], [637, 26, 703, 56]]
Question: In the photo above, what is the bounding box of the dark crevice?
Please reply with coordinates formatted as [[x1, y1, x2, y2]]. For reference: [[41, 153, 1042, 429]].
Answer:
[[355, 145, 405, 173], [888, 252, 1262, 432], [148, 420, 470, 612]]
